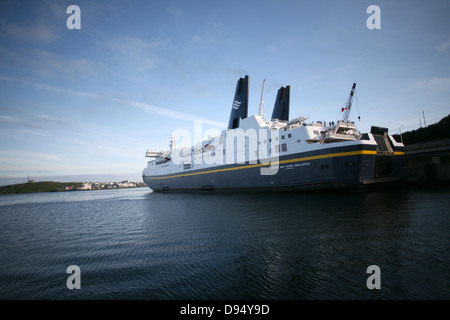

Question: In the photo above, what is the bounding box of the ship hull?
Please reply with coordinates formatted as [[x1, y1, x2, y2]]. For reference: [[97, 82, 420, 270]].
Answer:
[[143, 144, 404, 192]]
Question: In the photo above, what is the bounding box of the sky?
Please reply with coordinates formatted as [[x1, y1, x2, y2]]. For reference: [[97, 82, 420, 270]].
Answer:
[[0, 0, 449, 184]]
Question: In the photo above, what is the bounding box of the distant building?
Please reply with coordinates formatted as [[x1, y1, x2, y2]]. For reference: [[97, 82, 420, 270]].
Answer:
[[81, 182, 92, 190], [118, 181, 135, 188]]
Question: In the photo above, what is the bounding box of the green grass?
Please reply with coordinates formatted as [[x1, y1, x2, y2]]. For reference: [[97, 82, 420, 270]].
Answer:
[[0, 181, 83, 195]]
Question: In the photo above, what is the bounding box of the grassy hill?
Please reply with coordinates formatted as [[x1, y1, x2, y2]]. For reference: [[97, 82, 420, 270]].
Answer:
[[0, 181, 82, 195]]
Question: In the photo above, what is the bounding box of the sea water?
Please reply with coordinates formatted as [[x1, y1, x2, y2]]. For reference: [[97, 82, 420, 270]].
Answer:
[[0, 185, 449, 299]]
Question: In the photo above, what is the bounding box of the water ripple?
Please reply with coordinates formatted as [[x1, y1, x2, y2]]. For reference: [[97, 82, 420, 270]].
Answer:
[[0, 186, 449, 299]]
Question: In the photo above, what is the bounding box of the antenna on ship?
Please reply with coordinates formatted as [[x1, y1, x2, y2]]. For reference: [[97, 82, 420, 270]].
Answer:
[[258, 79, 266, 120], [355, 87, 361, 121], [169, 135, 175, 154]]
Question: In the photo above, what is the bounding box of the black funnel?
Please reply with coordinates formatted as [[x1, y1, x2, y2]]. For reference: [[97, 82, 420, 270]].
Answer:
[[271, 86, 290, 121], [228, 75, 249, 129]]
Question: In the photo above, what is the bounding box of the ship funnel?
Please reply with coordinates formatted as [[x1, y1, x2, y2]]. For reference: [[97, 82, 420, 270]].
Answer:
[[228, 75, 249, 129], [271, 86, 290, 121]]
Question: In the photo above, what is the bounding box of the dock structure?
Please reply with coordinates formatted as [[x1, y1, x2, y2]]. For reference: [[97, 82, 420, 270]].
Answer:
[[403, 139, 450, 182]]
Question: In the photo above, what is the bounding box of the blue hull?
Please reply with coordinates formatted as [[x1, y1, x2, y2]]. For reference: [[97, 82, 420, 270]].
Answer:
[[143, 144, 404, 192]]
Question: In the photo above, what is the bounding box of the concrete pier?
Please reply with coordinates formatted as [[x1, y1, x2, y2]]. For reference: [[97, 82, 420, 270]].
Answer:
[[403, 139, 450, 182]]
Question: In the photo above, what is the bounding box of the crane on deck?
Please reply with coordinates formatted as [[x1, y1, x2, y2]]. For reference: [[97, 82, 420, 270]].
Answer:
[[341, 83, 359, 122]]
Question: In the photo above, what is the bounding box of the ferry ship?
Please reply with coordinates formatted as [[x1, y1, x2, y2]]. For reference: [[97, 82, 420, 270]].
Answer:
[[142, 75, 404, 192]]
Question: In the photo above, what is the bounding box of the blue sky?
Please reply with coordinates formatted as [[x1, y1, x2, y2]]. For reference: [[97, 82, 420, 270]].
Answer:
[[0, 0, 449, 183]]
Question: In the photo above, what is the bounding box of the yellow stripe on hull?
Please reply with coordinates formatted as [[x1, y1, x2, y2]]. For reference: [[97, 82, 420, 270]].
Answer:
[[147, 149, 390, 180]]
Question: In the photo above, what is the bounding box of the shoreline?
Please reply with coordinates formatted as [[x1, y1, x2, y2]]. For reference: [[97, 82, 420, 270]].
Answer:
[[0, 181, 146, 195]]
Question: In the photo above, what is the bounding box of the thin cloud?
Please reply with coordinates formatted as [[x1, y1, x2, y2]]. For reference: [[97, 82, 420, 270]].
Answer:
[[166, 5, 184, 17], [32, 49, 96, 77], [0, 20, 60, 43], [265, 45, 277, 53], [435, 41, 450, 53], [0, 115, 41, 129], [1, 103, 82, 132], [0, 46, 96, 79], [0, 75, 227, 128], [103, 36, 171, 71], [409, 77, 450, 94], [0, 150, 62, 162]]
